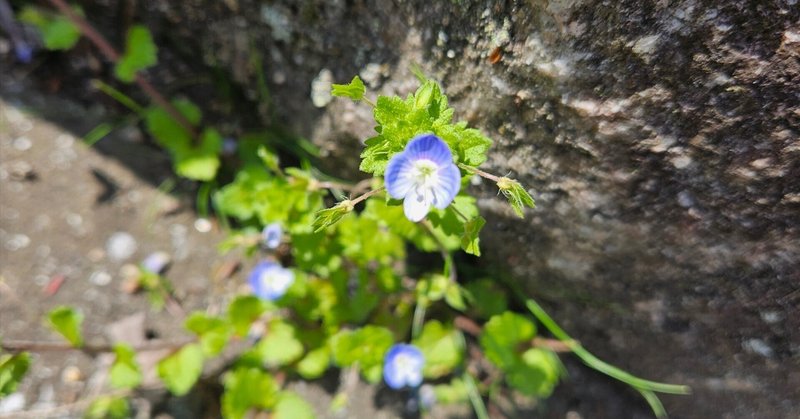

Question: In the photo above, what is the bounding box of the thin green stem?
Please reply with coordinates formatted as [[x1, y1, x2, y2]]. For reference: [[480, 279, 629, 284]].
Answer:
[[420, 221, 456, 282], [524, 298, 691, 395], [92, 79, 145, 115], [362, 97, 376, 108], [463, 373, 489, 419], [639, 389, 668, 419], [411, 301, 426, 339]]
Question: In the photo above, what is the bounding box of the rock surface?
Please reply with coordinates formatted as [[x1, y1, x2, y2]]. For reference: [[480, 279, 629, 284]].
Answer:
[[4, 0, 799, 418]]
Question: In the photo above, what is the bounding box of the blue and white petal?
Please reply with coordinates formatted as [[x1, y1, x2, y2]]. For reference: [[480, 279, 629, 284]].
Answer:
[[385, 151, 414, 199], [432, 163, 461, 209], [404, 134, 454, 167], [383, 344, 425, 389], [383, 134, 462, 222], [262, 223, 283, 249], [403, 187, 433, 222], [248, 261, 295, 301]]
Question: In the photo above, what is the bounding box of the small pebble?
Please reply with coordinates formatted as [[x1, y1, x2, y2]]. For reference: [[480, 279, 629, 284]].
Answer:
[[61, 366, 82, 383], [0, 393, 25, 414], [89, 270, 112, 286], [12, 136, 32, 151], [194, 218, 213, 233], [87, 248, 105, 262], [5, 234, 30, 251], [106, 232, 137, 261]]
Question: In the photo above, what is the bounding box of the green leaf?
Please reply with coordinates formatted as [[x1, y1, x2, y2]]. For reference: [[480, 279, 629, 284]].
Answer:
[[227, 295, 267, 337], [416, 274, 449, 302], [110, 344, 141, 389], [331, 76, 365, 101], [444, 282, 468, 311], [273, 391, 316, 419], [497, 177, 535, 218], [297, 346, 330, 379], [157, 343, 204, 396], [83, 396, 129, 419], [433, 378, 470, 404], [254, 320, 304, 367], [460, 215, 485, 256], [505, 348, 562, 397], [222, 367, 279, 419], [114, 25, 158, 82], [480, 311, 536, 370], [46, 306, 83, 347], [184, 312, 233, 356], [312, 200, 353, 232], [174, 128, 222, 180], [0, 352, 30, 397], [330, 326, 394, 383], [412, 321, 463, 378], [19, 7, 81, 50], [464, 279, 508, 319], [144, 99, 201, 151]]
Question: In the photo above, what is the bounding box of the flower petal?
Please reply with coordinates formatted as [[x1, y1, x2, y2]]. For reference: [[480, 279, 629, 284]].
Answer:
[[384, 151, 414, 199], [404, 134, 453, 167], [432, 163, 461, 209], [403, 187, 432, 222]]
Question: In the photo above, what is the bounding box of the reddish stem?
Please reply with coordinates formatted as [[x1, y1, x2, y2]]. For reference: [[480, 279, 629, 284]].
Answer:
[[46, 0, 199, 141]]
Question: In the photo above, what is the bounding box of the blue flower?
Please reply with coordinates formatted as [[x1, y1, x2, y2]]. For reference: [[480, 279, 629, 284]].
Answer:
[[383, 344, 425, 389], [248, 261, 294, 301], [385, 134, 461, 222], [141, 251, 171, 274], [261, 223, 283, 249]]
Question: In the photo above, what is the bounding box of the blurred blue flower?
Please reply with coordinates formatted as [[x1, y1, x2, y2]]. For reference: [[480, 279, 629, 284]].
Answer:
[[141, 251, 171, 274], [248, 261, 294, 301], [261, 223, 282, 249], [383, 343, 424, 389], [385, 134, 461, 222]]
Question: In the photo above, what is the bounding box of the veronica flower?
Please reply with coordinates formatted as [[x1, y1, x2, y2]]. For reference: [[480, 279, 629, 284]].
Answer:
[[383, 344, 425, 389], [141, 251, 171, 274], [261, 223, 283, 249], [385, 134, 461, 222], [248, 261, 294, 301]]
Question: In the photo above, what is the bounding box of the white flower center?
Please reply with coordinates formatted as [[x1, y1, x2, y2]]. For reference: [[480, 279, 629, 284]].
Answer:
[[411, 159, 439, 191]]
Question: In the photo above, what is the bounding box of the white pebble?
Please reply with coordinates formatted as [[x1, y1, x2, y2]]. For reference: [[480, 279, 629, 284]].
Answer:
[[5, 234, 30, 251], [106, 232, 137, 261], [12, 136, 32, 151], [194, 218, 213, 233], [0, 393, 25, 414], [89, 270, 112, 286]]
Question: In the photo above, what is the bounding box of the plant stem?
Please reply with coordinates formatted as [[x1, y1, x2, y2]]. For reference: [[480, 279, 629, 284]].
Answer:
[[411, 301, 426, 339], [0, 338, 192, 354], [350, 186, 384, 206], [463, 372, 489, 419], [524, 298, 691, 395], [92, 79, 145, 114], [458, 163, 501, 183], [46, 0, 199, 142], [420, 220, 456, 282]]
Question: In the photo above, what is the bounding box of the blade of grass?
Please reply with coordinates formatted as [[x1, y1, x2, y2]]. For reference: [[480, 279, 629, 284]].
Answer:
[[463, 373, 489, 419], [524, 298, 690, 395]]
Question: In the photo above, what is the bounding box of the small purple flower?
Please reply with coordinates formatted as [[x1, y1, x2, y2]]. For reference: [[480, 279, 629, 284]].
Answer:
[[385, 134, 461, 222], [383, 344, 425, 389], [248, 261, 294, 301], [141, 251, 171, 274], [261, 223, 282, 249]]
